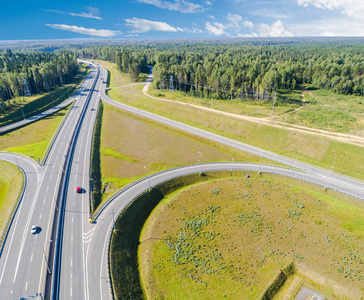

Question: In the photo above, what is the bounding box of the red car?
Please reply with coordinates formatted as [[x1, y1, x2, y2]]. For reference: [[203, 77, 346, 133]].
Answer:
[[76, 187, 82, 193]]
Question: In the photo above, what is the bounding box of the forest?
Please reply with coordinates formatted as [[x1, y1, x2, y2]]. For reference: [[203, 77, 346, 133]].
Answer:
[[0, 50, 78, 106], [75, 41, 364, 100]]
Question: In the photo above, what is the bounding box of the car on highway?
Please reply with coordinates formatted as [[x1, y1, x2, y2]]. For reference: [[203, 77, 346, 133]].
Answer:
[[31, 225, 37, 234], [77, 187, 82, 193]]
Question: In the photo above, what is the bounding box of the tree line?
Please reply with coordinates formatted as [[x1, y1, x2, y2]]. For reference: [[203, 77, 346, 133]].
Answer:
[[0, 50, 78, 107], [74, 41, 364, 100]]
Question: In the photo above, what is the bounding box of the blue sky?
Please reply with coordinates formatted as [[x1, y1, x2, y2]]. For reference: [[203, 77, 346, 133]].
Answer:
[[1, 0, 364, 40]]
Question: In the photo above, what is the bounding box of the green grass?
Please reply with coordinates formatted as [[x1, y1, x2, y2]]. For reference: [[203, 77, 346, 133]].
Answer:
[[0, 63, 88, 128], [285, 89, 364, 133], [101, 148, 137, 163], [99, 101, 261, 206], [0, 105, 71, 161], [97, 60, 364, 181], [139, 175, 364, 299], [0, 161, 23, 236]]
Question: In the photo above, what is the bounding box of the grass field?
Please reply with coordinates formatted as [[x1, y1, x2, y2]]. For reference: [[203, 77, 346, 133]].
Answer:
[[96, 60, 364, 181], [100, 102, 261, 202], [139, 175, 364, 300], [149, 87, 364, 135], [0, 63, 88, 128], [0, 105, 71, 161], [149, 89, 300, 118], [0, 161, 22, 237]]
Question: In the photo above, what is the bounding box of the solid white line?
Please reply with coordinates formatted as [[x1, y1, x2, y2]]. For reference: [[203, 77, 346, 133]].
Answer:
[[13, 178, 42, 283]]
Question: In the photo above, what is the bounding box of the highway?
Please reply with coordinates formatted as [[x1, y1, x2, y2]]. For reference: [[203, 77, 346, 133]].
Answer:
[[0, 61, 98, 299], [0, 59, 363, 300], [79, 63, 364, 300]]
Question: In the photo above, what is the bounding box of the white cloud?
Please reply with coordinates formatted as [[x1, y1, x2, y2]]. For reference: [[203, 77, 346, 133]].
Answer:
[[68, 12, 102, 20], [297, 0, 346, 9], [136, 0, 204, 13], [43, 8, 102, 20], [290, 17, 364, 36], [227, 13, 243, 25], [243, 21, 255, 29], [45, 24, 120, 37], [125, 17, 178, 32], [297, 0, 364, 19], [257, 20, 294, 37], [209, 15, 215, 19], [237, 20, 293, 37], [204, 1, 212, 5], [205, 21, 226, 35]]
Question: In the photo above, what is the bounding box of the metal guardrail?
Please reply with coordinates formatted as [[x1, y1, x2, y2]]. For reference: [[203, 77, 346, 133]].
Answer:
[[0, 163, 26, 256]]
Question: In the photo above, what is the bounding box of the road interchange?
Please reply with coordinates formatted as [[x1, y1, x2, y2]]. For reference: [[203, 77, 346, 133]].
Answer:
[[0, 61, 363, 300]]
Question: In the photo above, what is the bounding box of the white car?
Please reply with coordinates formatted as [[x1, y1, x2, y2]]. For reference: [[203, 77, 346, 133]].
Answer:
[[31, 225, 37, 234]]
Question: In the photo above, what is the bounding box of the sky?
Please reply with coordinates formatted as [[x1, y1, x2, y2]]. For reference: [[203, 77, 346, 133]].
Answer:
[[1, 0, 364, 40]]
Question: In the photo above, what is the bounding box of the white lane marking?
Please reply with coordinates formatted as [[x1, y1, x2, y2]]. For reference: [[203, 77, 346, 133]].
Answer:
[[71, 236, 73, 242], [43, 198, 46, 203], [71, 258, 73, 266], [30, 254, 33, 262], [72, 216, 74, 223], [83, 228, 95, 244], [39, 214, 42, 220], [71, 286, 72, 297], [10, 290, 13, 294], [0, 162, 38, 285], [12, 178, 42, 283], [38, 172, 45, 182], [99, 208, 115, 300], [25, 281, 28, 291]]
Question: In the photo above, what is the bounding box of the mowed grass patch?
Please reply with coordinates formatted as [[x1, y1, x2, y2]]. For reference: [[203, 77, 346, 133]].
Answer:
[[0, 105, 71, 161], [149, 89, 299, 117], [285, 89, 364, 134], [0, 161, 22, 236], [93, 60, 132, 87], [140, 177, 364, 300], [100, 102, 260, 201], [97, 60, 364, 181]]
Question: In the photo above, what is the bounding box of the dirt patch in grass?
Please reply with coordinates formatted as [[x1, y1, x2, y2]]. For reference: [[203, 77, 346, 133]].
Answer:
[[139, 177, 364, 300], [0, 161, 22, 236], [100, 102, 259, 200], [0, 105, 71, 161]]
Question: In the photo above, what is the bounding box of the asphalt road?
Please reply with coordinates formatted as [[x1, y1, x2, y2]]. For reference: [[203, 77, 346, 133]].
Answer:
[[99, 65, 364, 200], [1, 60, 364, 300], [80, 63, 364, 300], [0, 61, 98, 300]]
